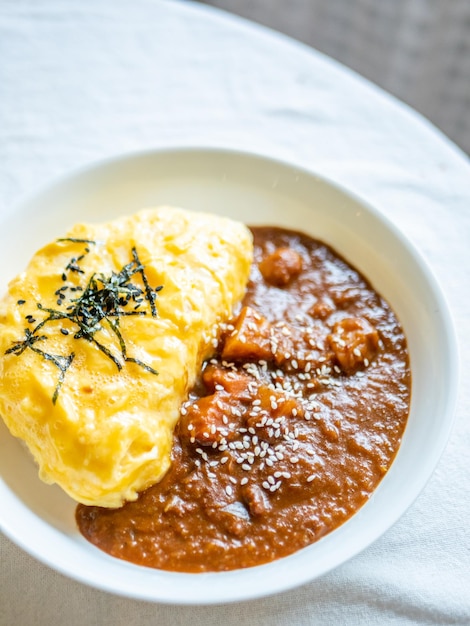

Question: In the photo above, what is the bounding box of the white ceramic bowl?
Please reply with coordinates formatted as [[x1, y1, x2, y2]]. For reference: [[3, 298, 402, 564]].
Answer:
[[0, 147, 458, 604]]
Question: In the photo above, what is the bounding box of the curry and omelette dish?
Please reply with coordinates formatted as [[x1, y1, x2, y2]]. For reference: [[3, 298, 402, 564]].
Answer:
[[0, 205, 410, 572]]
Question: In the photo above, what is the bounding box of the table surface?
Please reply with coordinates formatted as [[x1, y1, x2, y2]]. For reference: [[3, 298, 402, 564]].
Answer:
[[1, 1, 469, 624]]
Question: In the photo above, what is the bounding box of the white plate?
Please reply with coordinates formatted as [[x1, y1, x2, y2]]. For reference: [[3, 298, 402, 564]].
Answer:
[[0, 147, 459, 604]]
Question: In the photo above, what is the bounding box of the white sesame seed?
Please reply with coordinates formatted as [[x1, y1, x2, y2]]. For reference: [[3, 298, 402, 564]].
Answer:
[[307, 474, 315, 482], [225, 485, 233, 496], [220, 456, 229, 464], [240, 477, 249, 486], [262, 481, 270, 490]]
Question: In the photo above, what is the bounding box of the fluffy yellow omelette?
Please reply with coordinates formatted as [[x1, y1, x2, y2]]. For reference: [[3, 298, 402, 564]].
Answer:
[[0, 206, 253, 507]]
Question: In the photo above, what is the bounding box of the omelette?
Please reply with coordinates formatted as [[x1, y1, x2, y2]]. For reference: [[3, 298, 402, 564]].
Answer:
[[0, 206, 253, 507]]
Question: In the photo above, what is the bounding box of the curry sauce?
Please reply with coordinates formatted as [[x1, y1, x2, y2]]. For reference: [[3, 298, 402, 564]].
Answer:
[[76, 226, 411, 571]]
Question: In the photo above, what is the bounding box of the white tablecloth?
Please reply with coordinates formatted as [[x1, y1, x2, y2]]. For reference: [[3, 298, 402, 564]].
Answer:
[[1, 1, 469, 624]]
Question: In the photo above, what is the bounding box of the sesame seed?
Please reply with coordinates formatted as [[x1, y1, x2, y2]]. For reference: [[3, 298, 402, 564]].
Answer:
[[307, 474, 315, 482], [240, 477, 249, 486], [225, 485, 233, 496]]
